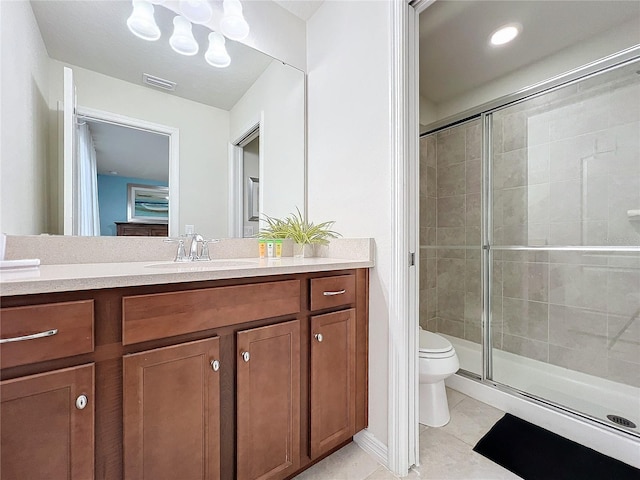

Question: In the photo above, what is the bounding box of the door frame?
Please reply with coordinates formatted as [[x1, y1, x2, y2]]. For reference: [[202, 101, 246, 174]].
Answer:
[[228, 115, 263, 238], [386, 0, 434, 475], [69, 106, 179, 237]]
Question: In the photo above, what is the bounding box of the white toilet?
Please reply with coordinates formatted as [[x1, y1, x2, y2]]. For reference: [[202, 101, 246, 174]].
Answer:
[[419, 327, 460, 427]]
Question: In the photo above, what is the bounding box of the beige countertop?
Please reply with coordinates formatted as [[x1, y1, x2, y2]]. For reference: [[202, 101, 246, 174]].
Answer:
[[0, 237, 374, 297], [0, 256, 374, 297]]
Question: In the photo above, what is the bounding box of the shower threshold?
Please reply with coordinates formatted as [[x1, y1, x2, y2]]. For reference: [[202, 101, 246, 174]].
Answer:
[[443, 334, 640, 437]]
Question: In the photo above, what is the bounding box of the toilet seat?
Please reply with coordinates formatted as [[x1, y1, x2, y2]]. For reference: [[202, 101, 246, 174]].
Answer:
[[419, 328, 455, 359]]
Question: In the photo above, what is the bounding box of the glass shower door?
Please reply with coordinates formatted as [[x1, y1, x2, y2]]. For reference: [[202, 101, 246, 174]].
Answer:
[[487, 60, 640, 432]]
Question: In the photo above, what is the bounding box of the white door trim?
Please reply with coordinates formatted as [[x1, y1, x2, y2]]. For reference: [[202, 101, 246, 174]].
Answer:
[[73, 106, 180, 237], [387, 0, 434, 475], [228, 116, 263, 238], [388, 0, 412, 475]]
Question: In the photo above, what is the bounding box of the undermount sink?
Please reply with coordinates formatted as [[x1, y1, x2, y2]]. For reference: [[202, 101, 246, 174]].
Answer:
[[145, 260, 260, 269]]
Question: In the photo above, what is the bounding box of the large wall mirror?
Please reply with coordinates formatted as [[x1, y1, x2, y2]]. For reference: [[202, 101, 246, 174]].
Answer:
[[1, 0, 305, 239]]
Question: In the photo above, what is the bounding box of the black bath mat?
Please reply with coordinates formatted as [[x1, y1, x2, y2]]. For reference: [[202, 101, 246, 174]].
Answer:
[[473, 413, 640, 480]]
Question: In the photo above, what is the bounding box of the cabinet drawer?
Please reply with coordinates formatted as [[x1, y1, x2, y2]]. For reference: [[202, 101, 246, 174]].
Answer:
[[122, 280, 301, 345], [0, 300, 94, 369], [310, 274, 356, 311]]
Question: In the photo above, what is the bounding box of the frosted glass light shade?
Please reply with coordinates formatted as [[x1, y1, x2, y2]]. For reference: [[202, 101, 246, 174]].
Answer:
[[205, 32, 231, 68], [169, 16, 199, 56], [179, 0, 213, 25], [127, 0, 161, 41], [220, 0, 249, 41]]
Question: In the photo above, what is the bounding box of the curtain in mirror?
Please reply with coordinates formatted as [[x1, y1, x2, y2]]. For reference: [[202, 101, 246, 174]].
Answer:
[[74, 123, 101, 236]]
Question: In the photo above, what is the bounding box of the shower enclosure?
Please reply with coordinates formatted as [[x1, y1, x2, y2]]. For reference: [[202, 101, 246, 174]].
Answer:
[[419, 56, 640, 436]]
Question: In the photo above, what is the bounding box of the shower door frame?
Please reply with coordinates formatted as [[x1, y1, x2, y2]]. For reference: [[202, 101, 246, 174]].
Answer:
[[420, 46, 640, 439]]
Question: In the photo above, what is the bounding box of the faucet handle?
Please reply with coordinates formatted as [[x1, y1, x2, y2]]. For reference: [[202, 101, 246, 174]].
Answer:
[[163, 238, 188, 262], [198, 239, 219, 261]]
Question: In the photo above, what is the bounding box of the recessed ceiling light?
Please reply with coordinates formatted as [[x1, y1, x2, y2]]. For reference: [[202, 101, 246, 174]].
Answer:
[[490, 23, 521, 46]]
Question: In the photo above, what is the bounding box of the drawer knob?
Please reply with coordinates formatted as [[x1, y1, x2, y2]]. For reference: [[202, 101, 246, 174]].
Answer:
[[241, 351, 250, 362], [314, 333, 324, 343], [0, 328, 58, 344], [211, 360, 220, 372], [323, 289, 346, 296], [75, 394, 88, 410]]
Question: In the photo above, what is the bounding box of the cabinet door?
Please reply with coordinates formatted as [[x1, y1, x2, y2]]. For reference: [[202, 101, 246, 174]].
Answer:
[[0, 363, 95, 479], [123, 337, 221, 480], [310, 309, 356, 458], [237, 320, 300, 480]]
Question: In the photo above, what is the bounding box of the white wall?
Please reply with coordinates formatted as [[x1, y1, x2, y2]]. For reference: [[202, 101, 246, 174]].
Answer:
[[0, 1, 50, 235], [307, 0, 392, 446], [48, 60, 230, 240], [230, 61, 305, 221], [436, 17, 640, 121]]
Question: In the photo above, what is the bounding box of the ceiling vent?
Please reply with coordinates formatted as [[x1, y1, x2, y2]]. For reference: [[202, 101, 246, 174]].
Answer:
[[142, 73, 177, 91]]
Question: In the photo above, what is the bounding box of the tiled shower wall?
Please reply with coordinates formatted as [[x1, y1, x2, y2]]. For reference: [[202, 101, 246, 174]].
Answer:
[[420, 62, 640, 388]]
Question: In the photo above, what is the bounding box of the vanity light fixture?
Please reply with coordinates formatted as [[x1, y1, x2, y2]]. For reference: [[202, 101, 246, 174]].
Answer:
[[490, 23, 521, 46], [126, 0, 161, 41], [169, 16, 199, 56], [179, 0, 213, 24], [205, 32, 231, 68], [220, 0, 250, 41], [127, 0, 248, 68]]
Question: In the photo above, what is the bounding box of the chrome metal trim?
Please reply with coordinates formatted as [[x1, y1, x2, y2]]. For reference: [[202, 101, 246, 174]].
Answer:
[[492, 246, 640, 252], [482, 112, 493, 382], [420, 47, 640, 136], [419, 245, 480, 250], [323, 289, 346, 296], [0, 329, 58, 344]]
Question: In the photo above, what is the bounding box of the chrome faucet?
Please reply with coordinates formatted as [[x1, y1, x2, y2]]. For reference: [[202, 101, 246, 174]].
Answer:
[[189, 233, 204, 260], [164, 235, 218, 262]]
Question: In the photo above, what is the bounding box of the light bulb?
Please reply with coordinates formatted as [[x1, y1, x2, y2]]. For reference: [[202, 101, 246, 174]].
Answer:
[[169, 16, 199, 56], [205, 32, 231, 68], [179, 0, 213, 25], [126, 0, 161, 41], [490, 23, 521, 46], [220, 0, 249, 41]]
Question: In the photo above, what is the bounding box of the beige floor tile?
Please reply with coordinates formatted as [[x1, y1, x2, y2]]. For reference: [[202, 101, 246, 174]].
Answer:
[[418, 427, 521, 479], [445, 387, 467, 410], [293, 442, 380, 480], [364, 465, 399, 479], [441, 396, 505, 447]]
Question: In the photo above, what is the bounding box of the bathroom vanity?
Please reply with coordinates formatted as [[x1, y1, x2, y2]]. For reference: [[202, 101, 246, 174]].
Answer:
[[0, 255, 371, 479]]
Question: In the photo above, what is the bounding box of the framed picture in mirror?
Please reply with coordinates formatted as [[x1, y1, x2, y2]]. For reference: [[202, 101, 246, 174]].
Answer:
[[127, 184, 169, 224]]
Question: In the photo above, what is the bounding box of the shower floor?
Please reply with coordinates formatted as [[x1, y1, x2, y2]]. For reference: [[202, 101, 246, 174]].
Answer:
[[444, 334, 640, 436]]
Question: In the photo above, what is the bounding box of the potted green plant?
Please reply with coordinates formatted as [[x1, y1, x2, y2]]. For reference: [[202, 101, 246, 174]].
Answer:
[[258, 208, 341, 257]]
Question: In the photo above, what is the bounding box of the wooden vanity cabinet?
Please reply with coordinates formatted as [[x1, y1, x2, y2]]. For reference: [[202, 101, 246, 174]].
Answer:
[[308, 274, 364, 460], [0, 268, 369, 480], [310, 309, 357, 458], [0, 300, 96, 480], [237, 321, 301, 480], [123, 337, 221, 480]]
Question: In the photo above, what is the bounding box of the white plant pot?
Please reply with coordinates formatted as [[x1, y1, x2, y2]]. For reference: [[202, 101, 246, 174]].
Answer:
[[293, 243, 315, 258]]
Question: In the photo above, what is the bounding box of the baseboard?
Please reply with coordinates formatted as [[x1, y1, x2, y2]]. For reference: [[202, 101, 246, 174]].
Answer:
[[354, 429, 388, 468], [446, 374, 640, 468]]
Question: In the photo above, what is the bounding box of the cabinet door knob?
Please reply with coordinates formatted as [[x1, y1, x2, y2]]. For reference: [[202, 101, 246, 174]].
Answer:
[[241, 351, 250, 362], [314, 333, 323, 343], [75, 394, 88, 410], [211, 360, 220, 372]]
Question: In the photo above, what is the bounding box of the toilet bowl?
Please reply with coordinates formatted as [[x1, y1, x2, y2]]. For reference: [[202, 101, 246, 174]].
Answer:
[[419, 327, 459, 427]]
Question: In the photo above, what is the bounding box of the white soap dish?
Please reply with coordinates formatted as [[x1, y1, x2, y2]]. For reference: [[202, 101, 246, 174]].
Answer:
[[627, 209, 640, 220], [0, 259, 40, 271]]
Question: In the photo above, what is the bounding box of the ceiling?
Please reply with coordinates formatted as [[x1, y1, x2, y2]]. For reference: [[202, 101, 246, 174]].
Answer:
[[31, 0, 273, 110], [419, 0, 640, 105], [88, 121, 170, 181], [272, 0, 323, 21]]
